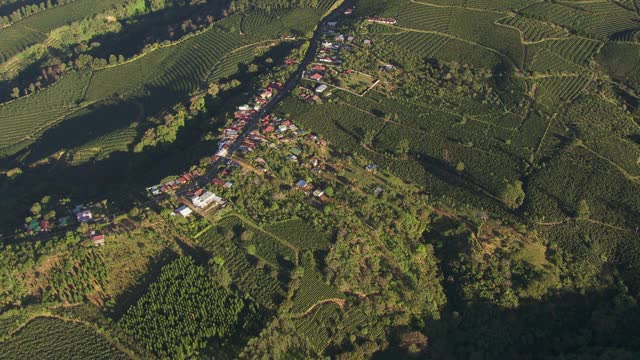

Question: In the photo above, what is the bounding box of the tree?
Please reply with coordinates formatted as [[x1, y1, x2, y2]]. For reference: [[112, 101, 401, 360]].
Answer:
[[456, 162, 465, 173], [10, 87, 20, 99], [499, 180, 525, 210], [397, 139, 410, 158], [363, 129, 376, 146], [576, 199, 590, 219], [208, 82, 219, 96], [30, 202, 42, 216], [247, 244, 257, 256]]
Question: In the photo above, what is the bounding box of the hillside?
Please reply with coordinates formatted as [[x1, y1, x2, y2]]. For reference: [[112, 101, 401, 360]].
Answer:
[[1, 0, 640, 358]]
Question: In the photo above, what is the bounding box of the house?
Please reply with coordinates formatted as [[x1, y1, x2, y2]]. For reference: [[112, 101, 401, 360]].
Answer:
[[27, 219, 40, 232], [264, 125, 275, 133], [321, 41, 333, 48], [211, 178, 225, 186], [313, 189, 325, 197], [363, 39, 372, 45], [40, 220, 50, 231], [224, 181, 234, 188], [347, 35, 355, 42], [344, 8, 353, 15], [192, 191, 226, 208], [288, 154, 299, 162], [374, 187, 384, 197], [278, 124, 288, 132], [90, 231, 105, 246], [311, 64, 325, 71], [295, 180, 308, 188], [366, 17, 397, 25], [176, 205, 193, 217], [315, 84, 328, 93], [366, 164, 378, 172], [76, 210, 92, 223], [335, 34, 345, 42], [309, 73, 324, 81]]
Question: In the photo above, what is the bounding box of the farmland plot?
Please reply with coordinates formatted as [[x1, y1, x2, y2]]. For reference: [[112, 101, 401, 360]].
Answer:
[[0, 71, 91, 157], [0, 317, 127, 360], [0, 0, 121, 63]]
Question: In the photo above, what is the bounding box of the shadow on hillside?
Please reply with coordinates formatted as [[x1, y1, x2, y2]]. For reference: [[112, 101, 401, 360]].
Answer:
[[108, 248, 178, 320], [88, 1, 227, 59], [372, 288, 640, 360], [23, 100, 141, 163]]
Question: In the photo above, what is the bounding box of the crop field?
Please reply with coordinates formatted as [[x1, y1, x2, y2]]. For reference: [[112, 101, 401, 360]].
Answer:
[[0, 29, 247, 160], [535, 76, 590, 102], [394, 2, 523, 66], [24, 100, 141, 163], [421, 0, 531, 11], [69, 127, 138, 165], [0, 317, 127, 359], [264, 219, 332, 251], [120, 256, 256, 358], [291, 256, 343, 314], [209, 44, 264, 82], [293, 302, 342, 353], [520, 1, 640, 39], [85, 30, 247, 106], [0, 0, 121, 63], [196, 217, 288, 309], [498, 16, 570, 42], [240, 9, 289, 37], [0, 71, 91, 157]]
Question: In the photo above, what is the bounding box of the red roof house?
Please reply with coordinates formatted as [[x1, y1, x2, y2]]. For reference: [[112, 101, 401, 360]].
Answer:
[[309, 73, 324, 81]]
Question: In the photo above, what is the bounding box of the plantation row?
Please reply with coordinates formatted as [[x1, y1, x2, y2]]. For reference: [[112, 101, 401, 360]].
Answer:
[[263, 219, 332, 251], [120, 256, 256, 358], [521, 1, 640, 39], [196, 217, 287, 309], [0, 71, 91, 155], [0, 317, 127, 359], [421, 0, 531, 11], [536, 76, 590, 102], [85, 30, 247, 103], [0, 0, 122, 63], [291, 255, 343, 314], [379, 31, 451, 59], [498, 16, 569, 42], [70, 126, 138, 165], [209, 44, 262, 82], [240, 9, 287, 37]]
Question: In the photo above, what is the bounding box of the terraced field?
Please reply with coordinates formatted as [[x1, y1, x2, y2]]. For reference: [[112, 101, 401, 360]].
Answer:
[[85, 30, 247, 103], [196, 217, 288, 309], [0, 317, 127, 359], [520, 1, 640, 39], [0, 72, 91, 157], [0, 0, 121, 63]]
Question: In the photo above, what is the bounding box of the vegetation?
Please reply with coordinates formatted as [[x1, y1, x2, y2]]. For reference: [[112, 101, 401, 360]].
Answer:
[[120, 256, 261, 358], [0, 317, 127, 359], [1, 0, 640, 358]]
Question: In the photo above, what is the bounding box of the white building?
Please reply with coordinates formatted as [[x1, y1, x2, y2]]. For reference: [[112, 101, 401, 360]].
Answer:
[[316, 84, 328, 93], [76, 210, 92, 223], [191, 191, 225, 209], [176, 205, 193, 217]]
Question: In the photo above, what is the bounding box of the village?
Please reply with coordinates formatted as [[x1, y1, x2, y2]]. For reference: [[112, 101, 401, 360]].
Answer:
[[296, 9, 397, 102], [14, 9, 397, 250]]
